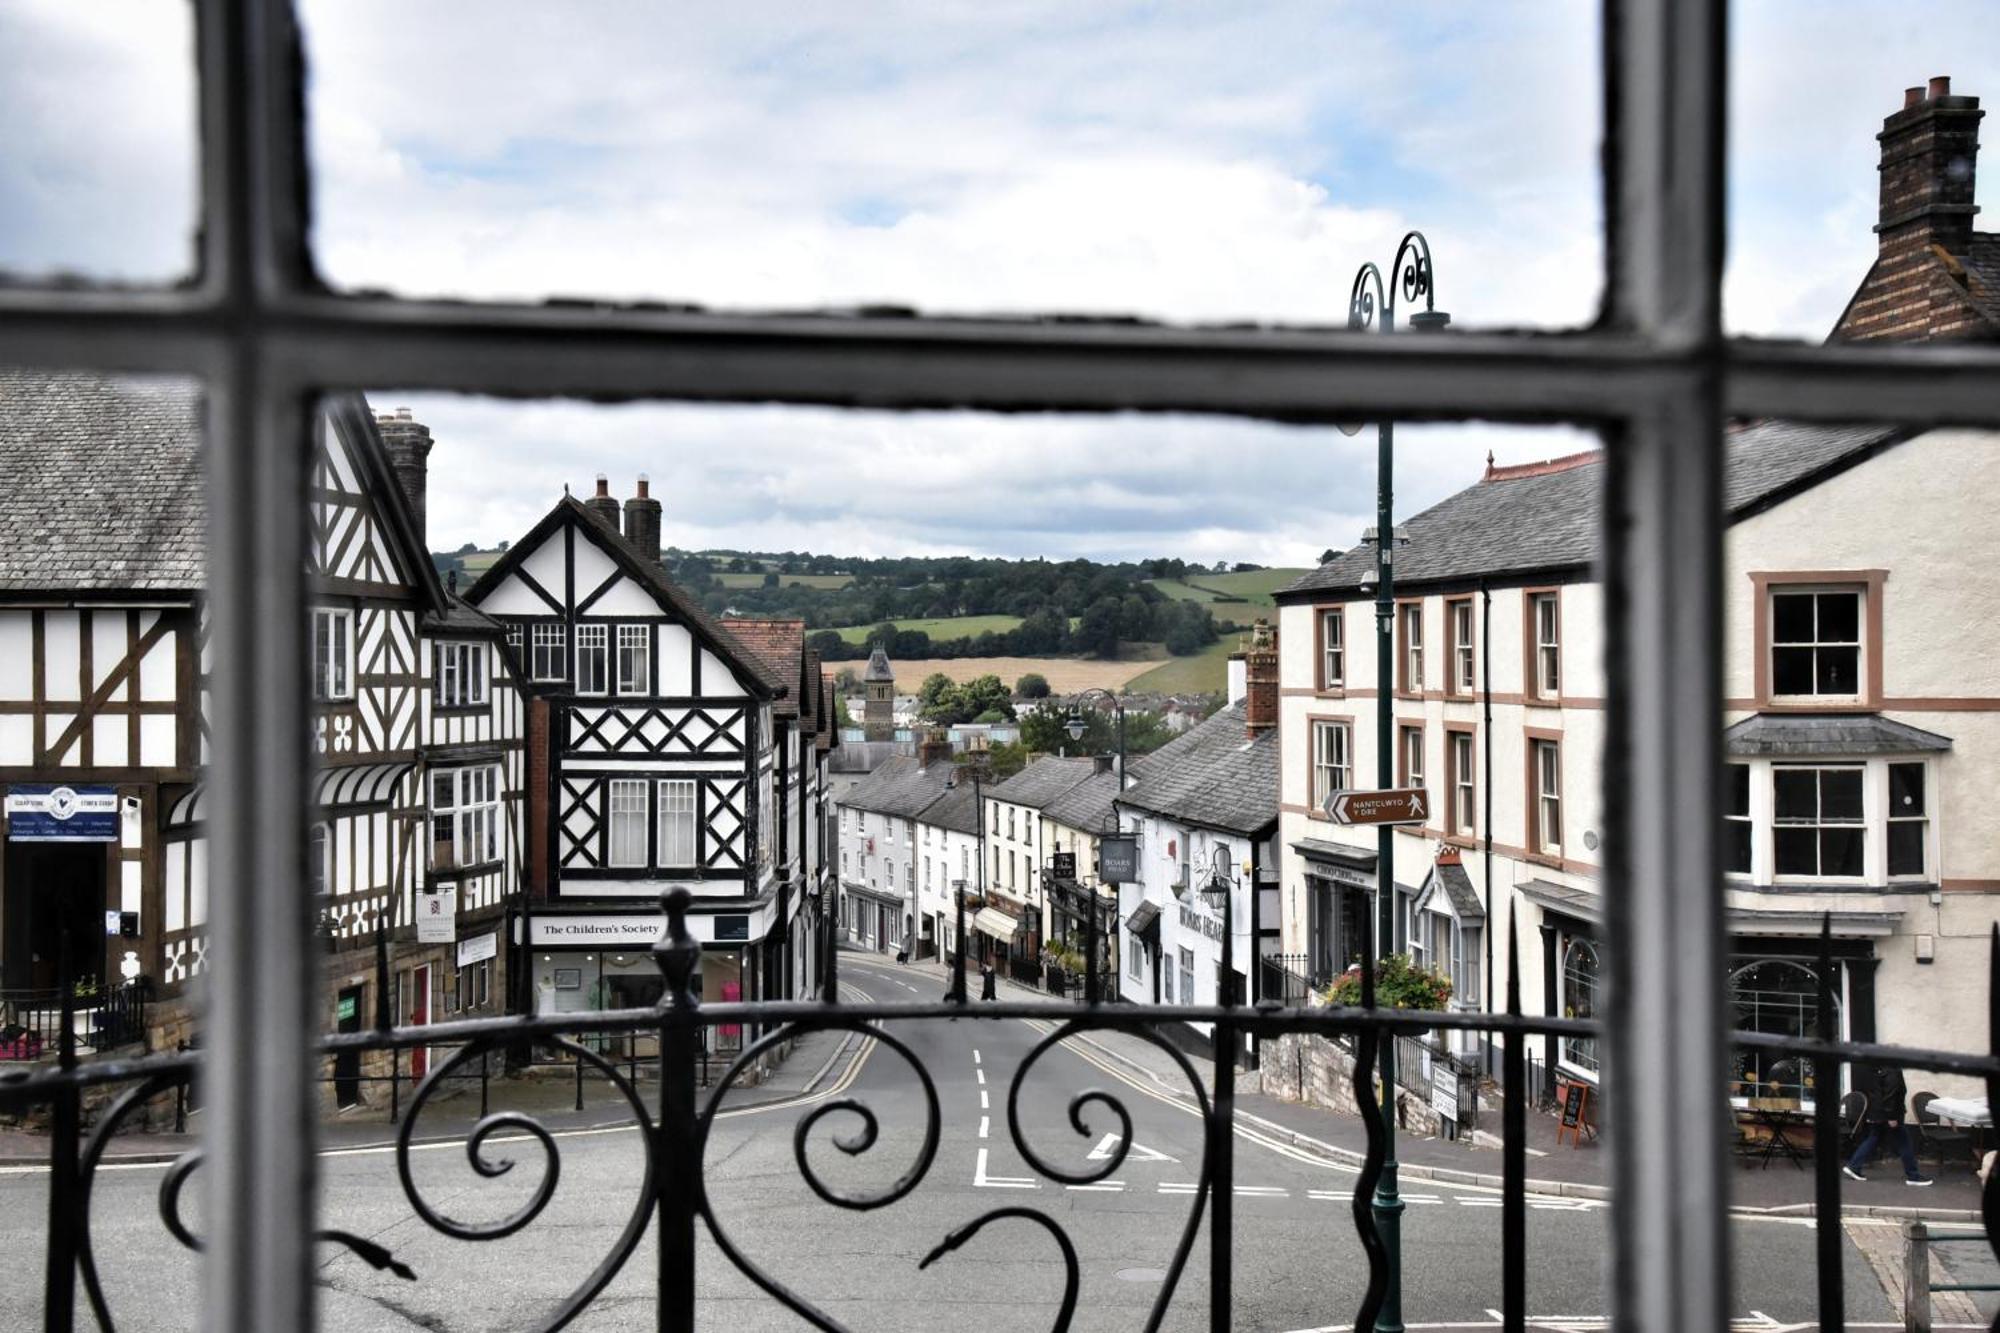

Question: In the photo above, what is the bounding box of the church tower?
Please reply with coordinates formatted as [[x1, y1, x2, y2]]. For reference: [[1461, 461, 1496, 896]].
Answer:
[[863, 647, 896, 742]]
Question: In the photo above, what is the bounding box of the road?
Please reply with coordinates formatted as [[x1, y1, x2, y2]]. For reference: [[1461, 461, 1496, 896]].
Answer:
[[0, 955, 1947, 1329]]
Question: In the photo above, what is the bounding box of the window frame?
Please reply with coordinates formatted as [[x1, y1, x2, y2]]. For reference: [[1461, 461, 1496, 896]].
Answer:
[[1446, 596, 1475, 697], [1752, 573, 1884, 710], [1886, 760, 1929, 881], [429, 764, 501, 871], [1525, 589, 1561, 703], [1315, 604, 1346, 692], [311, 606, 353, 702], [28, 11, 1947, 1317], [657, 777, 697, 868], [617, 624, 650, 695], [530, 622, 567, 684], [606, 777, 649, 869], [1307, 716, 1353, 814], [432, 639, 489, 710], [1445, 724, 1477, 841], [1771, 762, 1867, 882], [1527, 731, 1563, 859], [1396, 599, 1425, 697], [574, 623, 610, 696]]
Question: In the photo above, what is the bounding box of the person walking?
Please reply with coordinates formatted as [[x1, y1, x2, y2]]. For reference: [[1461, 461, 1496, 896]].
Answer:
[[1843, 1061, 1933, 1185], [980, 960, 997, 1002]]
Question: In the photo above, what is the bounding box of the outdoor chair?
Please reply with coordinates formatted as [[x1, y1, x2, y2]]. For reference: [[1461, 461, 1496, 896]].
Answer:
[[1913, 1091, 1976, 1170], [1839, 1090, 1868, 1158]]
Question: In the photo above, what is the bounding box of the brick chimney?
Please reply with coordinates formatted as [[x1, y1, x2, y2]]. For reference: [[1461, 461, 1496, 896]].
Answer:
[[1876, 76, 1982, 260], [624, 474, 663, 565], [919, 728, 953, 768], [1244, 619, 1279, 737], [374, 407, 432, 545], [585, 474, 621, 530]]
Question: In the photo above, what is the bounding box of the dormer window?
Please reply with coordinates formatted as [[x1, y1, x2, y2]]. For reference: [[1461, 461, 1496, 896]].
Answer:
[[1771, 590, 1860, 699]]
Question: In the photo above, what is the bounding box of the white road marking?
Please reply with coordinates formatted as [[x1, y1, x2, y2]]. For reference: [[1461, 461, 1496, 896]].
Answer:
[[1085, 1131, 1178, 1164], [978, 1115, 989, 1140], [1158, 1183, 1200, 1194], [973, 1050, 981, 1065], [1307, 1190, 1347, 1201], [980, 1090, 989, 1109], [973, 1147, 1037, 1189], [1066, 1181, 1126, 1192], [1234, 1185, 1289, 1197], [1459, 1199, 1503, 1208], [975, 1068, 985, 1085]]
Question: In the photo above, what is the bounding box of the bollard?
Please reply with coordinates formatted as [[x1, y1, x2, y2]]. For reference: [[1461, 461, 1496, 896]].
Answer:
[[1903, 1218, 1930, 1333], [575, 1056, 585, 1113], [479, 1049, 489, 1119]]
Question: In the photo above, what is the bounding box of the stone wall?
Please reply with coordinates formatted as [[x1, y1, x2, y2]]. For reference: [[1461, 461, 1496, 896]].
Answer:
[[1258, 1030, 1460, 1140]]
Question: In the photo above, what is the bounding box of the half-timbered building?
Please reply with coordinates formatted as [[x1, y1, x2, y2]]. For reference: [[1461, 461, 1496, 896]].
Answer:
[[466, 478, 811, 1024], [0, 376, 528, 1097]]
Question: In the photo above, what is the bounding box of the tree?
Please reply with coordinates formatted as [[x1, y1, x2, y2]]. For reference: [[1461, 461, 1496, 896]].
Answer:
[[917, 673, 959, 720], [834, 666, 860, 692], [1319, 547, 1339, 565], [1074, 597, 1121, 659], [1016, 672, 1050, 699], [834, 694, 854, 729], [497, 540, 510, 552], [972, 741, 1029, 781], [959, 674, 1015, 721], [456, 541, 478, 554], [761, 571, 780, 588]]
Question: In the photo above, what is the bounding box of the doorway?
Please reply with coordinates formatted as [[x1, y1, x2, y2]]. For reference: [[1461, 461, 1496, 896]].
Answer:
[[333, 984, 363, 1108], [409, 964, 431, 1079], [3, 842, 108, 992]]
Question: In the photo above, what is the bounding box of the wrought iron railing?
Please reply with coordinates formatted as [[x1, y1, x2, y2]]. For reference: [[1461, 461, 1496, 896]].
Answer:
[[4, 893, 2000, 1330]]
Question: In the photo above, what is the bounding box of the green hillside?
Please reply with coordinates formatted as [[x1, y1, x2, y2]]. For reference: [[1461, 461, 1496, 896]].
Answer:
[[832, 614, 1025, 644], [1124, 636, 1236, 694], [1147, 567, 1306, 609], [716, 572, 853, 590]]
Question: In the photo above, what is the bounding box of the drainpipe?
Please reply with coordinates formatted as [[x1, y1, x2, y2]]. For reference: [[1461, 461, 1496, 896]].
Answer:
[[1481, 578, 1494, 1075], [1248, 836, 1262, 1072]]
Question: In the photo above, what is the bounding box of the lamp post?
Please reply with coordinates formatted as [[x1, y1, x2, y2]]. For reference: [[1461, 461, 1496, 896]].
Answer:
[[1062, 688, 1128, 790], [1199, 843, 1237, 1011], [950, 751, 993, 1004], [1349, 230, 1448, 1333]]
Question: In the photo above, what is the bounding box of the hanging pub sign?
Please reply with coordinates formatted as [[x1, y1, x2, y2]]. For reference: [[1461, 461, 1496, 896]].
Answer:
[[1049, 851, 1077, 881], [415, 889, 456, 943], [4, 785, 119, 842], [1097, 835, 1138, 884]]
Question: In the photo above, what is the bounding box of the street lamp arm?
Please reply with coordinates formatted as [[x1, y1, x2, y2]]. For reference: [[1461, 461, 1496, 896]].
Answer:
[[1348, 262, 1388, 334], [1390, 230, 1437, 318]]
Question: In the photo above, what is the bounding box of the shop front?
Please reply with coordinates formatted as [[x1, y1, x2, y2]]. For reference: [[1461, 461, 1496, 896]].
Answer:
[[1045, 873, 1119, 978], [526, 902, 776, 1056]]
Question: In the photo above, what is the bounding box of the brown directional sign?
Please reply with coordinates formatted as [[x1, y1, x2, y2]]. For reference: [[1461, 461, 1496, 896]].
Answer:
[[1325, 787, 1429, 826]]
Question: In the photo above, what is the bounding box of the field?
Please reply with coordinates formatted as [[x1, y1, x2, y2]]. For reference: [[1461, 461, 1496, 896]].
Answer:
[[1124, 636, 1237, 695], [831, 614, 1023, 644], [457, 549, 504, 574], [874, 656, 1163, 694], [715, 572, 853, 589], [1147, 567, 1307, 608]]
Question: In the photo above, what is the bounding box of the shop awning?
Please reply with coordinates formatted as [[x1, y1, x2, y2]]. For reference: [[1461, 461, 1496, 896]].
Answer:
[[973, 906, 1021, 940], [163, 761, 414, 828], [1518, 878, 1601, 926], [1124, 899, 1161, 943]]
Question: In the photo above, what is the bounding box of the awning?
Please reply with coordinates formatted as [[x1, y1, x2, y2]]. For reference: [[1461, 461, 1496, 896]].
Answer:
[[1414, 860, 1485, 922], [1291, 838, 1377, 871], [163, 761, 415, 828], [1517, 878, 1601, 926], [973, 906, 1021, 940], [1726, 904, 1903, 938], [1124, 899, 1161, 942]]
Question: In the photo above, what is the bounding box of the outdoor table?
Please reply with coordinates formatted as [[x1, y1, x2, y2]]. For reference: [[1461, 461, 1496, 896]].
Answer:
[[1927, 1096, 1992, 1128], [1738, 1103, 1812, 1170]]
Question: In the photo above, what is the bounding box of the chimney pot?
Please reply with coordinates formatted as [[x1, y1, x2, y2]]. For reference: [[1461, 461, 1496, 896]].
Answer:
[[1906, 85, 1925, 110], [1871, 77, 1982, 262], [638, 474, 651, 499], [594, 474, 610, 498], [1931, 75, 1952, 99], [623, 473, 664, 565]]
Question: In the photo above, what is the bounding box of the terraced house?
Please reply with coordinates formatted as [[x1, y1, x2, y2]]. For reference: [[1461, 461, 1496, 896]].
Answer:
[[0, 376, 527, 1100]]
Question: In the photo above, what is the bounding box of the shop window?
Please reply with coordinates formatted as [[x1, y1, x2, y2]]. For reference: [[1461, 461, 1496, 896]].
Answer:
[[1730, 958, 1839, 1103], [1561, 939, 1600, 1075]]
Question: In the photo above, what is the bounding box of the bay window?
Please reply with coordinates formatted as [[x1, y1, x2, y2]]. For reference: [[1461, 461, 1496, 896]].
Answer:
[[1723, 763, 1751, 875], [1887, 762, 1928, 878]]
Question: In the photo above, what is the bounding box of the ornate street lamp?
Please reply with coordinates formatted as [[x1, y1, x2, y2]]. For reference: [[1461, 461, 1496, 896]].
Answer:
[[1199, 844, 1236, 1010], [1349, 229, 1449, 1333], [1060, 687, 1128, 789]]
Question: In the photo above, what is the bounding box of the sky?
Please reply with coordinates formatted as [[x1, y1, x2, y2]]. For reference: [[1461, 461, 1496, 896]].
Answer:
[[3, 2, 1996, 562]]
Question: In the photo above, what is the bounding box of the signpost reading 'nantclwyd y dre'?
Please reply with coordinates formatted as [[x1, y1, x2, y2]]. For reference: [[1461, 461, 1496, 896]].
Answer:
[[1323, 787, 1429, 827]]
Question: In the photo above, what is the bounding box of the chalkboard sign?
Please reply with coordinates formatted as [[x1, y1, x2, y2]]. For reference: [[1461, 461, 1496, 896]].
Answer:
[[1557, 1081, 1594, 1147]]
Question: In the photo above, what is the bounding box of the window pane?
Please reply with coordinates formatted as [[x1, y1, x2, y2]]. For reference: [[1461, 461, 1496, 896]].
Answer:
[[1819, 768, 1863, 822], [1774, 827, 1819, 876], [299, 3, 1602, 328], [1773, 769, 1818, 822], [1819, 827, 1864, 878], [1724, 821, 1752, 875], [1771, 593, 1815, 644], [1815, 592, 1859, 643], [1817, 646, 1859, 696], [1888, 821, 1926, 877], [1889, 762, 1926, 817], [1771, 647, 1815, 696], [1725, 763, 1749, 817]]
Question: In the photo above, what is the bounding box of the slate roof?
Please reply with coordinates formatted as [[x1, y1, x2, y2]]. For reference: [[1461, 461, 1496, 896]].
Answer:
[[1114, 701, 1278, 836], [865, 647, 895, 682], [917, 781, 982, 836], [1963, 233, 2000, 327], [1724, 713, 1952, 756], [1518, 878, 1600, 924], [722, 618, 806, 719], [840, 755, 956, 819], [1281, 422, 1905, 597], [1042, 769, 1122, 835], [422, 594, 507, 637], [0, 370, 206, 593], [1419, 858, 1485, 921], [990, 756, 1098, 811]]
